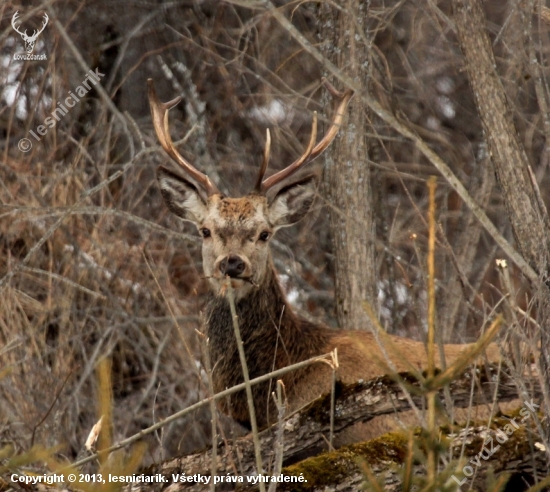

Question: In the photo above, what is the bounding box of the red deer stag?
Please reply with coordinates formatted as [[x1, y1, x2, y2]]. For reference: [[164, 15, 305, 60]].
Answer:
[[148, 79, 501, 432]]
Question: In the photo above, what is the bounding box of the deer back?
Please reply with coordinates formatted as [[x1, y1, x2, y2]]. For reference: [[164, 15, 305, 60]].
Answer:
[[287, 329, 502, 416]]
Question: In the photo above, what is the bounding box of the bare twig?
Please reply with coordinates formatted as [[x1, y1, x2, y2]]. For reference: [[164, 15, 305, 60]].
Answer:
[[225, 278, 265, 491], [200, 335, 218, 492], [267, 381, 286, 492], [426, 176, 437, 483], [329, 349, 338, 450]]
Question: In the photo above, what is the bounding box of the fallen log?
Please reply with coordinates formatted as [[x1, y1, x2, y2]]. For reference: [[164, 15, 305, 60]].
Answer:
[[122, 363, 544, 491]]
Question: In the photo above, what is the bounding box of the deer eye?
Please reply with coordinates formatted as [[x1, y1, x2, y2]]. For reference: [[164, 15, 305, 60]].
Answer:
[[200, 228, 211, 238], [258, 231, 270, 242]]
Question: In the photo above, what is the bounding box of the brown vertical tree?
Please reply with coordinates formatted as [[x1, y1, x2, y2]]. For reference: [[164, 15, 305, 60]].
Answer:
[[452, 0, 550, 414], [319, 1, 376, 330]]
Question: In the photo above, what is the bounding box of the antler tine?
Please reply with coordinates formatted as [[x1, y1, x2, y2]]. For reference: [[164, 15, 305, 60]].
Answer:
[[147, 79, 220, 196], [260, 81, 354, 194], [309, 80, 354, 160], [254, 129, 271, 192], [259, 112, 318, 193]]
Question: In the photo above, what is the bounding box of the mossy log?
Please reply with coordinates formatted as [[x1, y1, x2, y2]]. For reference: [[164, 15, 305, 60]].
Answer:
[[123, 364, 543, 491], [276, 416, 548, 491]]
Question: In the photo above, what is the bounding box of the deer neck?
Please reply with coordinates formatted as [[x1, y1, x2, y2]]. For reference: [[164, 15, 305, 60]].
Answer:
[[205, 260, 328, 395]]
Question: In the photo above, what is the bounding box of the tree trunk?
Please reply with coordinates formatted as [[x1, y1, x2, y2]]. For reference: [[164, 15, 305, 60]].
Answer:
[[452, 0, 550, 273], [452, 0, 550, 425], [319, 1, 376, 330]]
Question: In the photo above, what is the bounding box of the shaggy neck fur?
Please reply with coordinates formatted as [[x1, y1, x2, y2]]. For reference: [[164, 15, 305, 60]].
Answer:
[[206, 261, 329, 428]]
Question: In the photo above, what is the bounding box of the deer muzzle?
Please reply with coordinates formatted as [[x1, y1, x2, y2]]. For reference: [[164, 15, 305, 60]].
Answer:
[[219, 254, 247, 278]]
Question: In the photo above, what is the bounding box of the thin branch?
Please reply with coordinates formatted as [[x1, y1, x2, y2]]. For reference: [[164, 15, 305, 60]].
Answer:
[[268, 381, 286, 492], [225, 278, 265, 491], [426, 176, 437, 483]]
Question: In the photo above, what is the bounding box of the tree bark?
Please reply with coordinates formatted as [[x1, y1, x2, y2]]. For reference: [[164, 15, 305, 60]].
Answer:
[[452, 0, 550, 274], [319, 1, 376, 330], [452, 0, 550, 427]]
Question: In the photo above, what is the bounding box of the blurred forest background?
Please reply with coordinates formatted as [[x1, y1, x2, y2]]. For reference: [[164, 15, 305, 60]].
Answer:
[[1, 0, 549, 470]]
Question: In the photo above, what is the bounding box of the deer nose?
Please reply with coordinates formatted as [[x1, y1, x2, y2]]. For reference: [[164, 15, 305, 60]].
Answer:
[[219, 254, 246, 278]]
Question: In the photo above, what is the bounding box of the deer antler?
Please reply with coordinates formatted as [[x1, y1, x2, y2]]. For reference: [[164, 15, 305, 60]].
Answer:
[[148, 79, 220, 196], [256, 80, 354, 194], [254, 128, 271, 192]]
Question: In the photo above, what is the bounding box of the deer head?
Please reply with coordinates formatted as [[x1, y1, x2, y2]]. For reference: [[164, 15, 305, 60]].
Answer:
[[149, 79, 353, 299], [12, 11, 49, 54]]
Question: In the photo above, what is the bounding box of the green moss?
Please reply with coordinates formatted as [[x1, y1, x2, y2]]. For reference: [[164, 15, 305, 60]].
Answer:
[[275, 432, 409, 492], [453, 413, 538, 461], [269, 405, 537, 491]]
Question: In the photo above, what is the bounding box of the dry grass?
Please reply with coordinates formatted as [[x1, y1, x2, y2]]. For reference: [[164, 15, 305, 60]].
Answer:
[[1, 150, 210, 460]]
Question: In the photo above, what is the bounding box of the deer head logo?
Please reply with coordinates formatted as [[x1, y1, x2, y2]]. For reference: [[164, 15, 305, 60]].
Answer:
[[11, 11, 49, 54]]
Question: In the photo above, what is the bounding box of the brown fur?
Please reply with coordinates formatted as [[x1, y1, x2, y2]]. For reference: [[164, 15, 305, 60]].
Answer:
[[216, 196, 257, 219]]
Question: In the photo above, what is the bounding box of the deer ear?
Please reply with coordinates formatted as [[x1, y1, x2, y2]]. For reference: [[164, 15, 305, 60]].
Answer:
[[157, 166, 208, 224], [268, 175, 318, 228]]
